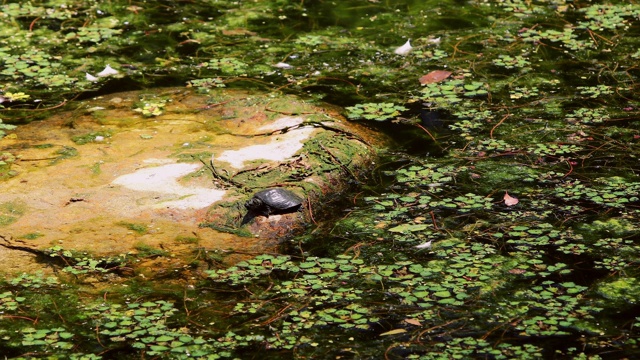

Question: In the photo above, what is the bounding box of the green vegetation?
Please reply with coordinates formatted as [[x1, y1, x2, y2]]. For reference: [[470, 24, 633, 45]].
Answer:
[[1, 0, 640, 358], [116, 221, 147, 234], [0, 201, 26, 226], [346, 102, 408, 121]]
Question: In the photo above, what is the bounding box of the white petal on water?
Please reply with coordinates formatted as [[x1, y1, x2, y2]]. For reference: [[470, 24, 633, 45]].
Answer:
[[85, 73, 98, 82], [415, 240, 432, 249], [97, 64, 119, 77], [274, 62, 294, 69], [426, 37, 441, 45], [394, 39, 413, 55]]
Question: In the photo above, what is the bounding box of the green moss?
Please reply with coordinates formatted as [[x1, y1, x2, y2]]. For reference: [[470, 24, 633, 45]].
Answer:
[[580, 219, 637, 239], [71, 131, 112, 145], [17, 232, 44, 240], [175, 235, 199, 244], [116, 221, 147, 234], [133, 243, 168, 258], [596, 278, 640, 308], [52, 146, 79, 163], [0, 200, 26, 226]]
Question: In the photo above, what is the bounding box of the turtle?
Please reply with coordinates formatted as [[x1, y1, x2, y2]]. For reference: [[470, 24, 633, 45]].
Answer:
[[245, 188, 303, 217]]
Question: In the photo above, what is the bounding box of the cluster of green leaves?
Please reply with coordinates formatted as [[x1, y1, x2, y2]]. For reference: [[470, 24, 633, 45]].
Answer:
[[84, 301, 222, 357], [566, 107, 609, 124], [0, 291, 25, 312], [187, 78, 226, 93], [415, 79, 488, 106], [70, 25, 122, 44], [1, 0, 640, 358], [577, 4, 640, 31], [577, 85, 615, 99], [394, 163, 466, 189], [528, 143, 582, 156], [0, 48, 76, 88], [206, 58, 249, 75], [553, 177, 640, 208], [20, 327, 75, 350], [0, 121, 17, 139], [0, 281, 229, 359], [133, 98, 167, 117], [209, 254, 380, 333], [486, 280, 599, 337], [9, 271, 60, 289], [518, 27, 591, 51], [345, 102, 407, 121], [509, 86, 539, 100], [410, 337, 543, 360], [0, 152, 16, 171], [472, 139, 517, 154], [46, 246, 128, 276], [492, 54, 531, 69], [71, 131, 112, 145]]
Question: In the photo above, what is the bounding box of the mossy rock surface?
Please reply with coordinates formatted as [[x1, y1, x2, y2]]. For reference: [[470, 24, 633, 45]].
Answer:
[[0, 87, 386, 275]]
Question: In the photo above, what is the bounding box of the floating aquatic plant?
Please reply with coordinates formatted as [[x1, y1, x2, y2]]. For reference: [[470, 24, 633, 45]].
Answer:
[[345, 102, 407, 121], [0, 120, 17, 139], [492, 54, 531, 69], [1, 0, 640, 358], [133, 99, 167, 117]]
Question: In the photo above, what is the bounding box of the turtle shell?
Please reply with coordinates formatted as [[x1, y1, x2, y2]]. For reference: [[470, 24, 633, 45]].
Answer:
[[245, 188, 303, 216]]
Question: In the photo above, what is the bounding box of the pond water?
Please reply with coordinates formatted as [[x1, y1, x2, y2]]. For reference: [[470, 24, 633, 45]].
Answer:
[[1, 0, 640, 358]]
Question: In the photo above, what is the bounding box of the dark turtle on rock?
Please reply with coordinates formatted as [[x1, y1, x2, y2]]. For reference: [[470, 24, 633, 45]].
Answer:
[[245, 188, 303, 217]]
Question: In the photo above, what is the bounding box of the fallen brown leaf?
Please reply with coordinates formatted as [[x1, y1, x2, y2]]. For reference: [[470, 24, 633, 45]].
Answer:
[[419, 70, 452, 85], [404, 318, 422, 326]]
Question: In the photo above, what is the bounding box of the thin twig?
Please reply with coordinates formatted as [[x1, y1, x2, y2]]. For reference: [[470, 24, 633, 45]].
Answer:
[[490, 113, 512, 139], [414, 123, 439, 144], [429, 211, 440, 231], [0, 315, 37, 323], [563, 159, 574, 178], [29, 17, 40, 32], [307, 199, 317, 225]]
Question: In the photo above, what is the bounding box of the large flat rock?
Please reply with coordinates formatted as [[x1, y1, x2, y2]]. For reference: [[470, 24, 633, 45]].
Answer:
[[0, 88, 383, 275]]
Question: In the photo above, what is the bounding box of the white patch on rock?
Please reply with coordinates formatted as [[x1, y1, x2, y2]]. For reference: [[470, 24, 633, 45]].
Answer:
[[258, 116, 305, 131], [112, 162, 225, 209], [143, 158, 175, 164], [215, 116, 315, 169]]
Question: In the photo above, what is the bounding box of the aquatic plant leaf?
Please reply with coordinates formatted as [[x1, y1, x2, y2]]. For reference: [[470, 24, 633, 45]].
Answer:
[[389, 224, 428, 233], [419, 70, 452, 85]]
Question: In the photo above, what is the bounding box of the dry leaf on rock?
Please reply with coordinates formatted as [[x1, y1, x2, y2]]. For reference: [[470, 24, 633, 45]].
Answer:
[[419, 70, 452, 85]]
